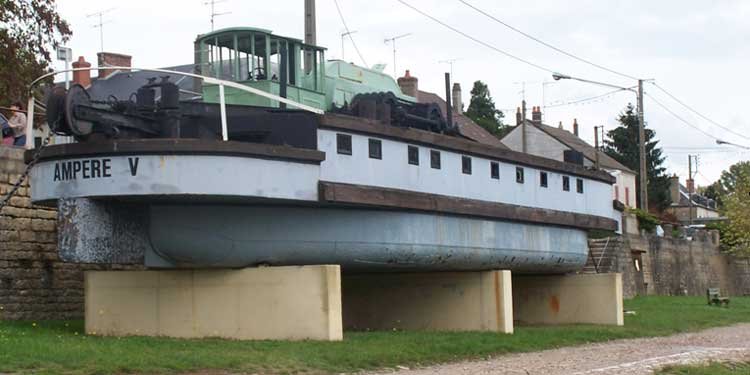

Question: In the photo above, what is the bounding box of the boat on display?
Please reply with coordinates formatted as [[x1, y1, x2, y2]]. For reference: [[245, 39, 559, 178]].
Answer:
[[27, 27, 619, 273]]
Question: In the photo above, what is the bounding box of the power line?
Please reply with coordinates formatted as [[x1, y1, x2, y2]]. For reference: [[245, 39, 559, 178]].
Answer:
[[644, 92, 719, 140], [650, 82, 750, 142], [333, 0, 368, 67], [396, 0, 554, 74], [545, 87, 631, 108], [457, 0, 639, 81]]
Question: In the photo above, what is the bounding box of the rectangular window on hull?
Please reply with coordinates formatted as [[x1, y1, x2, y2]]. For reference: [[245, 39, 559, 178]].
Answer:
[[368, 138, 382, 159], [462, 156, 472, 174], [430, 150, 441, 169], [516, 167, 524, 183], [490, 162, 499, 179], [540, 171, 548, 188], [408, 145, 419, 165], [563, 176, 570, 191], [336, 133, 352, 155]]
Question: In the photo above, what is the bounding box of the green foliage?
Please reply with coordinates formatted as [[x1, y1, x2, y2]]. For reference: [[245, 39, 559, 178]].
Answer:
[[464, 80, 509, 137], [719, 166, 750, 257], [657, 361, 750, 374], [603, 104, 671, 211], [701, 161, 750, 210], [2, 297, 750, 374], [629, 207, 661, 233], [0, 0, 71, 107]]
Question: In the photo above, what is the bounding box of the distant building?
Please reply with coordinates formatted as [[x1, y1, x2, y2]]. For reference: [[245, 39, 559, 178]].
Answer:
[[500, 107, 637, 209], [666, 175, 721, 224]]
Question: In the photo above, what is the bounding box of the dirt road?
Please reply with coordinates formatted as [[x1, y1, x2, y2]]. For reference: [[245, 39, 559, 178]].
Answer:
[[368, 324, 750, 375]]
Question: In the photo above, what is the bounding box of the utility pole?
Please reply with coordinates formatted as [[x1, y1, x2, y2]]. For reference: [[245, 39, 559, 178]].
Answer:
[[340, 30, 357, 61], [637, 79, 648, 211], [204, 0, 230, 32], [384, 33, 411, 77], [594, 125, 604, 169], [688, 155, 694, 226], [87, 8, 115, 52], [304, 0, 316, 72], [521, 99, 527, 153]]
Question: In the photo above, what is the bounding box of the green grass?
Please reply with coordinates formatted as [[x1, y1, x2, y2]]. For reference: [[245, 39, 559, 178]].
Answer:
[[1, 296, 749, 374], [657, 361, 750, 374]]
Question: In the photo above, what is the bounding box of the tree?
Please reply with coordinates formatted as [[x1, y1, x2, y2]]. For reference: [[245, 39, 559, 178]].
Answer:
[[603, 103, 671, 211], [0, 0, 71, 107], [464, 81, 508, 137], [701, 161, 750, 209], [719, 166, 750, 256]]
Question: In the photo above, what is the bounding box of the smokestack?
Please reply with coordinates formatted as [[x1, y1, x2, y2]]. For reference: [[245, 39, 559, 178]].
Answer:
[[669, 175, 681, 204], [397, 70, 418, 97], [573, 118, 579, 136], [304, 0, 316, 73], [516, 107, 522, 126], [452, 83, 463, 114], [531, 106, 542, 123], [97, 52, 132, 79], [558, 121, 563, 129], [72, 56, 92, 87]]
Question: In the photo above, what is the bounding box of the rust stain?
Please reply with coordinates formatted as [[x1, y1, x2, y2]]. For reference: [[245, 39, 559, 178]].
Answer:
[[549, 295, 560, 314]]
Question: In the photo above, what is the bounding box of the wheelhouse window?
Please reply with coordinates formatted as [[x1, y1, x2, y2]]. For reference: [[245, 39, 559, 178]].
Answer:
[[540, 171, 548, 188], [430, 150, 441, 169], [462, 156, 472, 175], [563, 176, 570, 191], [337, 133, 352, 155], [577, 178, 584, 194], [516, 167, 524, 183], [408, 145, 419, 165], [490, 162, 499, 179], [368, 138, 382, 159]]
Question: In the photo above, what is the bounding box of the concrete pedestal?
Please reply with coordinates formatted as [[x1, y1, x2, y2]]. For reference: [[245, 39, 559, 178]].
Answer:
[[343, 270, 513, 333], [85, 265, 343, 341], [513, 273, 623, 326]]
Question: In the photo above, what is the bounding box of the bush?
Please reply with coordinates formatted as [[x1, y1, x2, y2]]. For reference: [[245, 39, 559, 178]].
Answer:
[[629, 208, 660, 233]]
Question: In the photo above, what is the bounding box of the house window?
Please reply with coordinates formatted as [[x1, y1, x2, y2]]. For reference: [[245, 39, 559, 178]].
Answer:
[[462, 156, 472, 175], [368, 138, 382, 159], [563, 176, 570, 191], [625, 187, 630, 206], [516, 167, 524, 183], [408, 145, 419, 165], [540, 171, 548, 188], [577, 178, 584, 194], [336, 133, 352, 155], [430, 150, 441, 169], [490, 162, 499, 179]]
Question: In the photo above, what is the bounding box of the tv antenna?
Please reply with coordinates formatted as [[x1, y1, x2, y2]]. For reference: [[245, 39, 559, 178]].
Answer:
[[438, 58, 461, 80], [384, 33, 412, 77], [204, 0, 231, 31], [87, 8, 116, 52]]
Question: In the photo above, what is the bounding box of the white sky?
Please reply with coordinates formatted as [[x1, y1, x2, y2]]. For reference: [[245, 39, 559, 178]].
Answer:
[[54, 0, 750, 184]]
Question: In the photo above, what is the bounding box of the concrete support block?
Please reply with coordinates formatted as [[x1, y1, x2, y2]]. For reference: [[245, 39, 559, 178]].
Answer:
[[343, 270, 513, 333], [85, 265, 343, 341], [513, 273, 623, 326]]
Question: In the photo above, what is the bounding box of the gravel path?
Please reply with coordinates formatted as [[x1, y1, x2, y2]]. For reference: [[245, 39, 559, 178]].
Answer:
[[367, 324, 750, 375]]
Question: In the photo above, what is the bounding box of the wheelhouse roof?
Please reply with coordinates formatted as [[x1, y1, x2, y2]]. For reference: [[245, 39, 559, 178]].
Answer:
[[196, 27, 326, 51]]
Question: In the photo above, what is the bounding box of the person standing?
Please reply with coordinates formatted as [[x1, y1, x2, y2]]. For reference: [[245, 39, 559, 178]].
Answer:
[[8, 102, 27, 147]]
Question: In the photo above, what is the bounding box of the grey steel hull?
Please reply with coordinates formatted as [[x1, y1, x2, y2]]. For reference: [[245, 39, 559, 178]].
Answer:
[[144, 205, 588, 272]]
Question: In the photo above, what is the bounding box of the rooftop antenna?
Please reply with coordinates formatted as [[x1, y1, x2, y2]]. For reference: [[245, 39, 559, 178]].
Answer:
[[86, 8, 116, 52], [384, 33, 412, 77], [438, 58, 461, 80], [204, 0, 231, 31]]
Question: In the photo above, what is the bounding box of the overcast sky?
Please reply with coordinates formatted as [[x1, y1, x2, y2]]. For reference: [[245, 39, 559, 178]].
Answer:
[[55, 0, 750, 184]]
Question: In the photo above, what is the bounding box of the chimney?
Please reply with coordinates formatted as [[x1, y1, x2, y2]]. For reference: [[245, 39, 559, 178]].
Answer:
[[71, 56, 92, 87], [572, 118, 579, 136], [516, 107, 522, 126], [669, 174, 681, 204], [397, 70, 418, 98], [452, 83, 463, 114], [531, 106, 542, 123], [97, 52, 132, 79], [558, 121, 563, 129], [686, 178, 695, 196]]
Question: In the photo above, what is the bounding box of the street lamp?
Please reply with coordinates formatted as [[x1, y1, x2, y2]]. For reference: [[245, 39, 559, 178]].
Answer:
[[716, 139, 750, 150], [553, 72, 649, 210]]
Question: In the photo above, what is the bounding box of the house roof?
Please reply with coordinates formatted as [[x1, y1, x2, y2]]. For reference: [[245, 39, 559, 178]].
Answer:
[[416, 90, 507, 149], [675, 183, 719, 210], [522, 120, 635, 173]]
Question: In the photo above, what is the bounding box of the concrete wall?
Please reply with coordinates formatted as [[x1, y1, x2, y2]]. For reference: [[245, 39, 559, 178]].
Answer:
[[0, 146, 136, 320]]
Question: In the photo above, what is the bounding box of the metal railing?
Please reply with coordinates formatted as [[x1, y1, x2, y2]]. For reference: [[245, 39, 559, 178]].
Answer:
[[25, 66, 325, 149]]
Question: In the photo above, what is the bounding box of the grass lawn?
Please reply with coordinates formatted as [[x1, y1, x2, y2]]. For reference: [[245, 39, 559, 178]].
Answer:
[[1, 296, 749, 374], [657, 361, 750, 374]]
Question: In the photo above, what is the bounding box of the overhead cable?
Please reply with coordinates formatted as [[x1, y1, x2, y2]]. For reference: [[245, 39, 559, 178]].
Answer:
[[545, 87, 631, 108], [396, 0, 554, 74], [333, 0, 368, 67], [644, 92, 719, 140], [457, 0, 639, 81]]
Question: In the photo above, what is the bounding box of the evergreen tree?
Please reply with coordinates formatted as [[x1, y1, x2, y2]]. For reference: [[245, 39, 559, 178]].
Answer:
[[603, 104, 671, 211], [464, 81, 508, 137]]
